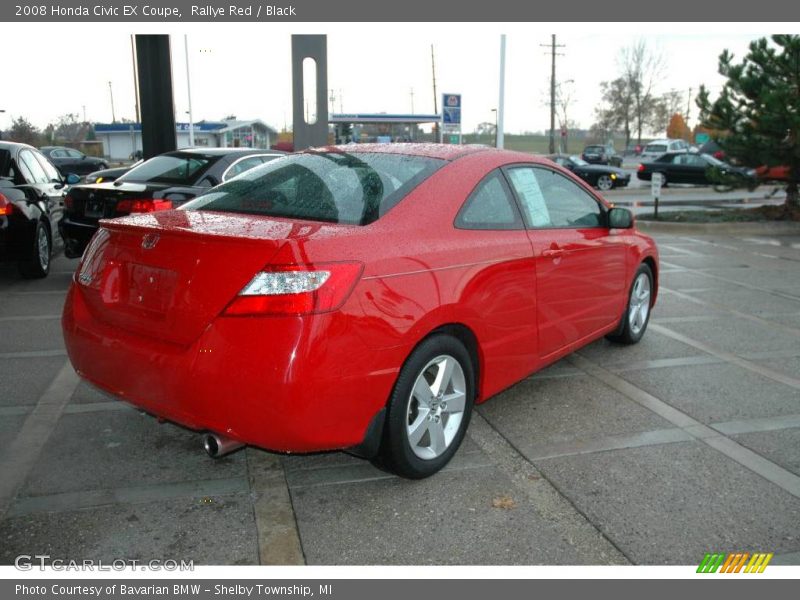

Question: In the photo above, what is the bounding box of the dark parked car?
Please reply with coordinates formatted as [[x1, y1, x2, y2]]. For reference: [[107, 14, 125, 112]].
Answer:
[[547, 155, 630, 191], [60, 148, 286, 258], [84, 160, 143, 184], [581, 144, 622, 167], [636, 151, 757, 187], [40, 146, 109, 177], [1, 142, 80, 277]]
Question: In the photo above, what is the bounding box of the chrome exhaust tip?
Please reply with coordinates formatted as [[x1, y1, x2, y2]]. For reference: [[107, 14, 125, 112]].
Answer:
[[203, 433, 244, 458]]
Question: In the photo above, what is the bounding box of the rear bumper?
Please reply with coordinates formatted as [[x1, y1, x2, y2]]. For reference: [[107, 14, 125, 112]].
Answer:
[[58, 216, 97, 257], [62, 284, 399, 453]]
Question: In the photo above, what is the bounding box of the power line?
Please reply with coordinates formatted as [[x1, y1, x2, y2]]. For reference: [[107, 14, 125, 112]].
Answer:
[[541, 34, 565, 153]]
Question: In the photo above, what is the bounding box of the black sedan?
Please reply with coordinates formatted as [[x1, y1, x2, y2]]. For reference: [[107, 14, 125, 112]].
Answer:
[[40, 146, 109, 177], [84, 160, 142, 184], [59, 147, 286, 258], [636, 152, 757, 187], [548, 155, 630, 191], [1, 142, 80, 278]]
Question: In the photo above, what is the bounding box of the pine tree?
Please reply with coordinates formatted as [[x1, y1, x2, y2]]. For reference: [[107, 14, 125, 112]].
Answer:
[[697, 35, 800, 211]]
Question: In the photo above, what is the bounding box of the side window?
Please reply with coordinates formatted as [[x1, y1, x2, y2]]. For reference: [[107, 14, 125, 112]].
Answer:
[[34, 152, 62, 182], [66, 149, 83, 159], [19, 150, 50, 184], [455, 170, 523, 230], [224, 156, 265, 181], [508, 166, 604, 229]]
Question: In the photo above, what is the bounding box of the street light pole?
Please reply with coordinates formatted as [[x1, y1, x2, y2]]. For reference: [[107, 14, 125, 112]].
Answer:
[[185, 35, 195, 147], [108, 81, 116, 123], [497, 34, 506, 149], [491, 108, 498, 148], [0, 109, 5, 140]]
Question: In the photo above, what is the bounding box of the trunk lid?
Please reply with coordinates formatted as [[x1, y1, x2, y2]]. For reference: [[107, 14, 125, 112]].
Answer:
[[74, 210, 324, 346], [67, 181, 172, 220]]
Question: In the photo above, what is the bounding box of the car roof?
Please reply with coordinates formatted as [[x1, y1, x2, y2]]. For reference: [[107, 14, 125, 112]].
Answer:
[[0, 141, 41, 154], [306, 143, 499, 161], [165, 147, 286, 158]]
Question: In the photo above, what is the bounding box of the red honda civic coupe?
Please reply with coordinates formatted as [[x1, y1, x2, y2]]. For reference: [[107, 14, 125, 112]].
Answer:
[[62, 144, 658, 478]]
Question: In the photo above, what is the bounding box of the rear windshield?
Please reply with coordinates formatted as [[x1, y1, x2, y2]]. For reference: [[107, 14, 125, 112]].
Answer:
[[118, 153, 218, 185], [584, 146, 603, 152], [180, 151, 446, 225], [645, 144, 667, 153]]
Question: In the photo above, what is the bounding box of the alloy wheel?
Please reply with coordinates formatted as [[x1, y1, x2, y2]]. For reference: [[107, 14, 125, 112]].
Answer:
[[628, 272, 651, 335], [405, 354, 467, 460]]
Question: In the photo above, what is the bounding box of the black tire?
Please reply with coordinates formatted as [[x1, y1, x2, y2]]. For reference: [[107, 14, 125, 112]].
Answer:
[[377, 334, 475, 479], [18, 220, 51, 279], [606, 263, 653, 345]]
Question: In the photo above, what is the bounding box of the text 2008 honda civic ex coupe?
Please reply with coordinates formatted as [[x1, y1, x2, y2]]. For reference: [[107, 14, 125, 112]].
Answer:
[[63, 144, 658, 478]]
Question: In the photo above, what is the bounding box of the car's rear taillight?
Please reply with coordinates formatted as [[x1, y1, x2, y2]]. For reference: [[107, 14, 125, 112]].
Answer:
[[0, 192, 13, 216], [637, 164, 645, 172], [223, 262, 364, 317], [64, 194, 74, 210], [116, 199, 173, 214]]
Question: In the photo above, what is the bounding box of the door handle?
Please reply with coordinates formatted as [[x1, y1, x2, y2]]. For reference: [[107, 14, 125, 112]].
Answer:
[[542, 247, 564, 258]]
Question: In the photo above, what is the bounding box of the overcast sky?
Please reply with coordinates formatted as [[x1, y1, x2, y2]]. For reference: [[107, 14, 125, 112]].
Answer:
[[0, 24, 777, 136]]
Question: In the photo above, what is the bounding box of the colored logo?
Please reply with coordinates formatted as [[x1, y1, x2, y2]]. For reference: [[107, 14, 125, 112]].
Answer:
[[697, 552, 773, 573]]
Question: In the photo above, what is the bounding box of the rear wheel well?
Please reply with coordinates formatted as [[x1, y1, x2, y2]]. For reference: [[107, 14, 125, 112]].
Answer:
[[427, 323, 482, 400], [641, 256, 658, 304]]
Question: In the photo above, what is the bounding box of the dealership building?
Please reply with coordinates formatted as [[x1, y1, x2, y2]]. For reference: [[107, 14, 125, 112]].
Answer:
[[94, 119, 279, 160]]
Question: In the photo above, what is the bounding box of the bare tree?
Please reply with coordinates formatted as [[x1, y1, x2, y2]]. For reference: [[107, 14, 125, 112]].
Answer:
[[619, 40, 665, 144], [594, 77, 634, 148]]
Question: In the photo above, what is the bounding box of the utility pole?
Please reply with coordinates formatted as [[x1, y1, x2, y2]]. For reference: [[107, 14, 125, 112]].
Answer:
[[686, 87, 692, 125], [541, 35, 565, 153], [329, 89, 336, 116], [108, 81, 116, 123], [431, 44, 439, 142], [410, 88, 415, 114]]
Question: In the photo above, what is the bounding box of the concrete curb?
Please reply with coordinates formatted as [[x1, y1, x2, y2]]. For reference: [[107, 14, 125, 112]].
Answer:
[[636, 219, 800, 235]]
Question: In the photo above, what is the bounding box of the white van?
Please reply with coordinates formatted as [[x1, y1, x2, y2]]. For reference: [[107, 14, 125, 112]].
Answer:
[[640, 139, 690, 162]]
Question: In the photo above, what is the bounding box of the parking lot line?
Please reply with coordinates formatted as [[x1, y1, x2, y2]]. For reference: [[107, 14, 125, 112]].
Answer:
[[521, 428, 694, 461], [650, 323, 800, 391], [0, 314, 61, 322], [0, 349, 66, 359], [711, 414, 800, 436], [6, 477, 249, 518], [246, 450, 305, 565], [659, 286, 800, 337], [0, 407, 30, 417], [661, 261, 800, 305], [0, 361, 80, 519], [569, 353, 800, 499], [63, 401, 135, 414]]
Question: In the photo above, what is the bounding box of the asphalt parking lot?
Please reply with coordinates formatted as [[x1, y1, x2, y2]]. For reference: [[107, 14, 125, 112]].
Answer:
[[1, 231, 800, 566]]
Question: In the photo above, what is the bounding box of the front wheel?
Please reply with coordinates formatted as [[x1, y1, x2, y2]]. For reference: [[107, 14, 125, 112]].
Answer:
[[378, 334, 475, 479], [606, 263, 653, 344], [597, 175, 614, 191]]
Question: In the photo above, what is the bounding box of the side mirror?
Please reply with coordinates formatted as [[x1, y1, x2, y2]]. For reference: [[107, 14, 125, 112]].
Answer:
[[609, 207, 634, 229], [65, 173, 81, 185]]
